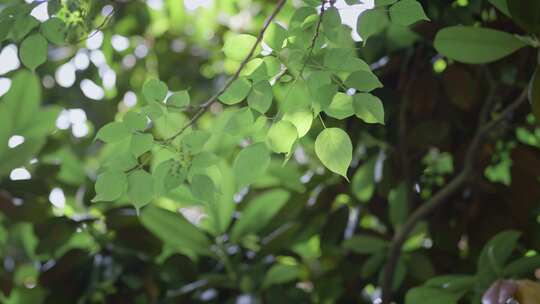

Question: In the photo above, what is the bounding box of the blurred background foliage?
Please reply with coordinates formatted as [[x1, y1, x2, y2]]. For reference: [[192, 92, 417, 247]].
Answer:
[[0, 0, 539, 303]]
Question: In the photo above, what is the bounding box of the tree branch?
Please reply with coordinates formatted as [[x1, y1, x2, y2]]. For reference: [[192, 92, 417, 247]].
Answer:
[[165, 0, 287, 143], [380, 87, 529, 304]]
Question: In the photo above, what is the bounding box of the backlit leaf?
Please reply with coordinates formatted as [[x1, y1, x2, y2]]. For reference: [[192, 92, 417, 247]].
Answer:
[[223, 34, 258, 61], [264, 23, 288, 51], [315, 128, 352, 179], [325, 93, 355, 120], [282, 110, 313, 137], [266, 120, 298, 154], [353, 93, 385, 124]]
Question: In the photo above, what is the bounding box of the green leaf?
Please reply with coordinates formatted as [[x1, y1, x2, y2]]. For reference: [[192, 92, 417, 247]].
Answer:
[[153, 160, 187, 196], [323, 48, 370, 72], [405, 287, 459, 304], [139, 205, 212, 257], [191, 174, 216, 203], [489, 0, 511, 17], [124, 112, 147, 132], [530, 67, 540, 122], [351, 157, 376, 203], [141, 102, 164, 120], [282, 109, 313, 138], [322, 7, 342, 38], [425, 275, 476, 293], [233, 143, 271, 189], [166, 90, 190, 107], [315, 128, 352, 180], [361, 252, 386, 278], [353, 93, 385, 124], [127, 170, 155, 209], [434, 26, 527, 64], [20, 33, 48, 70], [40, 17, 66, 44], [2, 70, 40, 129], [504, 255, 540, 277], [389, 0, 429, 26], [92, 170, 128, 202], [223, 34, 258, 61], [266, 120, 298, 154], [312, 84, 338, 114], [143, 78, 168, 103], [345, 71, 383, 92], [153, 112, 187, 138], [357, 8, 389, 42], [241, 58, 268, 81], [130, 133, 153, 157], [230, 189, 290, 242], [223, 107, 254, 134], [376, 0, 398, 6], [183, 130, 210, 153], [264, 23, 288, 51], [325, 93, 355, 120], [408, 253, 435, 281], [11, 16, 39, 41], [261, 264, 300, 289], [96, 122, 131, 143], [102, 138, 138, 171], [343, 235, 389, 254], [478, 230, 521, 282], [388, 182, 409, 228], [508, 0, 540, 33], [219, 78, 252, 105], [247, 80, 273, 113]]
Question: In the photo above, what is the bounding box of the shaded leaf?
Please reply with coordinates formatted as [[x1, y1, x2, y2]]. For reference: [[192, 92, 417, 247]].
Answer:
[[343, 235, 389, 254], [230, 189, 290, 242], [434, 26, 526, 64]]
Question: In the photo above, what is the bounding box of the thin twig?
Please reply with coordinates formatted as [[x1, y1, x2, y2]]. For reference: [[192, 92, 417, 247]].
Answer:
[[380, 87, 528, 304], [74, 6, 116, 44], [164, 0, 288, 143]]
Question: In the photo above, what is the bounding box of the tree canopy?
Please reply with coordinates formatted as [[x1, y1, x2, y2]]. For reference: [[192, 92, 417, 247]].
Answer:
[[0, 0, 540, 303]]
